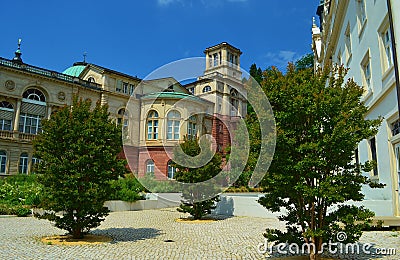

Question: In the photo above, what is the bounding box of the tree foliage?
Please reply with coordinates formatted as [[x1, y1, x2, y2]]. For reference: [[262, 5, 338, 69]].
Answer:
[[172, 137, 221, 219], [33, 96, 126, 239], [295, 53, 314, 71], [257, 64, 382, 259]]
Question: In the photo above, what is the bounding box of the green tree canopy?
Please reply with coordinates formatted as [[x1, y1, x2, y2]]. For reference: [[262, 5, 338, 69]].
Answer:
[[33, 96, 126, 239], [258, 64, 382, 260], [172, 137, 222, 219]]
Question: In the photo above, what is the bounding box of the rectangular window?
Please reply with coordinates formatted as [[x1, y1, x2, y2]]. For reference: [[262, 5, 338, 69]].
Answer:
[[116, 80, 122, 92], [174, 121, 179, 140], [18, 113, 41, 134], [357, 0, 367, 32], [188, 122, 197, 140], [0, 152, 6, 174], [147, 121, 153, 140], [392, 119, 400, 136], [19, 156, 28, 174], [123, 82, 129, 94], [213, 53, 219, 66], [361, 53, 372, 91], [167, 120, 173, 140], [345, 24, 352, 63], [369, 137, 378, 176], [381, 28, 393, 72], [129, 84, 135, 95], [0, 119, 12, 131], [148, 120, 159, 140]]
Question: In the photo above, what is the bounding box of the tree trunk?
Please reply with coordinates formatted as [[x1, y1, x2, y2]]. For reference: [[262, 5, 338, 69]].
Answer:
[[309, 252, 321, 260], [72, 227, 83, 239]]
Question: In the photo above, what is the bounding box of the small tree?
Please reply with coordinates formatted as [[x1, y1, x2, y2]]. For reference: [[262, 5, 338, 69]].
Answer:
[[173, 137, 222, 220], [258, 64, 382, 260], [33, 96, 126, 239]]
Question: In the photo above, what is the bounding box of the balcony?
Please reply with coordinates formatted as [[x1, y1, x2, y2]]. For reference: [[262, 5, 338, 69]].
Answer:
[[0, 130, 36, 142]]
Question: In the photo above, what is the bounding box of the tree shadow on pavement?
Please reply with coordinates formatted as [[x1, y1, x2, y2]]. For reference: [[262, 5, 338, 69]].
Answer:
[[92, 227, 163, 243]]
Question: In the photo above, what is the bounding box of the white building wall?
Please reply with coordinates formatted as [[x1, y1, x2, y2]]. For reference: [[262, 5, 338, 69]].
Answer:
[[314, 0, 400, 216]]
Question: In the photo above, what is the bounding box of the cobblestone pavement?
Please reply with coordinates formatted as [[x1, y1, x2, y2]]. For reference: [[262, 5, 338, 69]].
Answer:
[[0, 208, 399, 259]]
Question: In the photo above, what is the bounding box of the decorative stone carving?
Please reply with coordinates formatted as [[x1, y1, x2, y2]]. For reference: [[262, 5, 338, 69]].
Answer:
[[5, 80, 15, 91], [57, 91, 66, 101]]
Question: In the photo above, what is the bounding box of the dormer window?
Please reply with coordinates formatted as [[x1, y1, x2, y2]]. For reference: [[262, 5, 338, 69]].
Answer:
[[202, 86, 211, 93], [88, 77, 95, 83]]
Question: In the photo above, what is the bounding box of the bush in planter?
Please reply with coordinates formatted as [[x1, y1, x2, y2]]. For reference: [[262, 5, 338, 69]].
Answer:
[[109, 174, 146, 202]]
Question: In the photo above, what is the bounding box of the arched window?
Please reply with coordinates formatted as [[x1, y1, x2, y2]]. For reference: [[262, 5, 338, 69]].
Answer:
[[19, 153, 29, 174], [167, 110, 181, 140], [0, 101, 14, 131], [117, 108, 129, 127], [167, 160, 176, 179], [146, 159, 155, 173], [230, 89, 239, 116], [202, 86, 211, 93], [188, 115, 197, 140], [20, 89, 46, 134], [147, 110, 159, 140], [0, 151, 7, 174], [23, 89, 46, 102], [117, 108, 129, 139], [88, 77, 96, 83]]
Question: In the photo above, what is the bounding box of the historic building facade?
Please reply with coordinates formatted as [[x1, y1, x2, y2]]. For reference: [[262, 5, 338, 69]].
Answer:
[[0, 42, 246, 179], [312, 0, 400, 217]]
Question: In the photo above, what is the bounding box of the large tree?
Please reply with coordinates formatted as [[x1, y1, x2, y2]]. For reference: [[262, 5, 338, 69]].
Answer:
[[172, 137, 222, 220], [33, 96, 126, 239], [258, 64, 382, 260]]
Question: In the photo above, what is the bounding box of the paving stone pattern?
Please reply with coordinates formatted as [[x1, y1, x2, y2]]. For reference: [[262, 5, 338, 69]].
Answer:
[[0, 208, 398, 259]]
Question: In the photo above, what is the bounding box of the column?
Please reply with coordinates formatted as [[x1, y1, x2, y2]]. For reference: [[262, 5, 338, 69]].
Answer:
[[13, 99, 21, 133], [47, 105, 52, 119], [222, 48, 227, 66]]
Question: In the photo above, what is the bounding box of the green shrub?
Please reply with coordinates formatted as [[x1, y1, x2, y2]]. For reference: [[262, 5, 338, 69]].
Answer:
[[16, 206, 31, 217], [109, 174, 146, 202], [0, 175, 43, 215]]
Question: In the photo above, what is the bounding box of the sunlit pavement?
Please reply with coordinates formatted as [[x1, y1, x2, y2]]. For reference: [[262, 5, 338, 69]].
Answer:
[[0, 208, 398, 259]]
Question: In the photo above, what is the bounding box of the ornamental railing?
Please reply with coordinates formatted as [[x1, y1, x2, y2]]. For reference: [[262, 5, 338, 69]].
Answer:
[[0, 57, 102, 91], [0, 130, 36, 142]]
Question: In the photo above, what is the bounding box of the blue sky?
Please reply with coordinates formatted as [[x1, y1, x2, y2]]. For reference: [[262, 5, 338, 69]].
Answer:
[[0, 0, 319, 78]]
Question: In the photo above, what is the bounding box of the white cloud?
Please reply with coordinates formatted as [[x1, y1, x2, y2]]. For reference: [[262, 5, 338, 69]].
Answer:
[[264, 50, 300, 69], [157, 0, 184, 6]]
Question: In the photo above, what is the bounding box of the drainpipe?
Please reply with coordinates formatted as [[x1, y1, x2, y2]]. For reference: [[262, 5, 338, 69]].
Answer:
[[387, 0, 400, 115]]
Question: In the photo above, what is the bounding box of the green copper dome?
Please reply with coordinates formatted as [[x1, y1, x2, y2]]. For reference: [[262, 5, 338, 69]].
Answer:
[[62, 64, 86, 77]]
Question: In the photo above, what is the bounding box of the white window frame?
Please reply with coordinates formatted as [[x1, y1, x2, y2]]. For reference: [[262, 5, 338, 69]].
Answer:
[[356, 0, 367, 35], [146, 160, 155, 173], [19, 153, 29, 174], [378, 18, 393, 74], [361, 51, 372, 92], [167, 110, 181, 140], [167, 161, 176, 179], [19, 113, 41, 134], [345, 24, 352, 64], [188, 115, 197, 140], [0, 151, 7, 174], [147, 111, 159, 140]]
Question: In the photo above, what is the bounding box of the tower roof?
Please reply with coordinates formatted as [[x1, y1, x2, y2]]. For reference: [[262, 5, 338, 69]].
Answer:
[[204, 42, 242, 54]]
